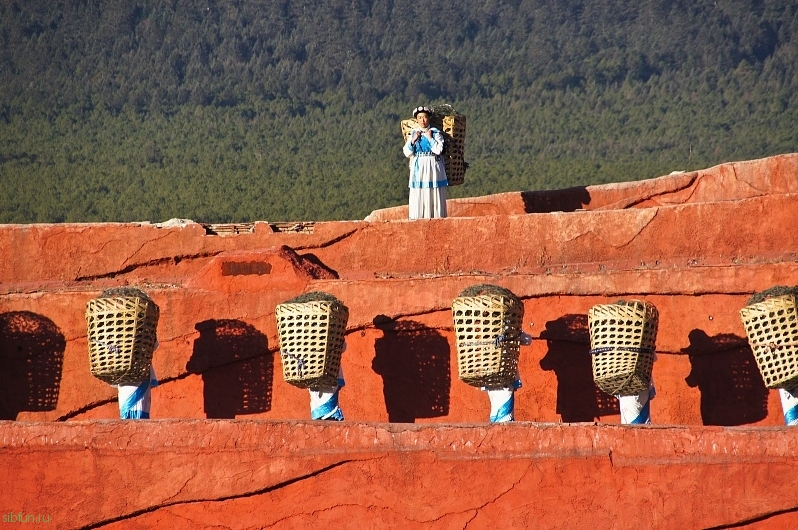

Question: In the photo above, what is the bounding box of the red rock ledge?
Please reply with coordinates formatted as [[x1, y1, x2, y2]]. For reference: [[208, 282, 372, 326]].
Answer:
[[2, 419, 798, 529]]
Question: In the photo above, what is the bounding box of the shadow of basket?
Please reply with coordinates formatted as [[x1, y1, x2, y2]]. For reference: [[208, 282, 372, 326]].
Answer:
[[684, 329, 768, 426], [539, 314, 618, 422], [0, 311, 66, 419], [372, 318, 451, 423], [187, 319, 273, 419]]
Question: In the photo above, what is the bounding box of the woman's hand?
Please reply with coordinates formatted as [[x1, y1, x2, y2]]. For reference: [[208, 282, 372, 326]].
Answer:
[[424, 129, 433, 139], [411, 130, 422, 143]]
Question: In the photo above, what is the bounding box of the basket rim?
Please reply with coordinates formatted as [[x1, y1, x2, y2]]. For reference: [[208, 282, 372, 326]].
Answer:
[[740, 293, 797, 312], [86, 295, 155, 305], [276, 299, 348, 310], [588, 299, 657, 311], [453, 293, 517, 300], [452, 293, 522, 306]]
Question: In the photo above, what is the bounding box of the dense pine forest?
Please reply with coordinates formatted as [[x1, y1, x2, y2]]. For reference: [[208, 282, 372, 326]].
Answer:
[[1, 0, 796, 223]]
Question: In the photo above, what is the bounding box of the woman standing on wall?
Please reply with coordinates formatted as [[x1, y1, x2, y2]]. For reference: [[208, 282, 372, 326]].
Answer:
[[403, 106, 448, 219]]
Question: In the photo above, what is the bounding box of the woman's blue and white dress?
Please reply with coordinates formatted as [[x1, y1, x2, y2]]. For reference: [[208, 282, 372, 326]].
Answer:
[[403, 128, 448, 219]]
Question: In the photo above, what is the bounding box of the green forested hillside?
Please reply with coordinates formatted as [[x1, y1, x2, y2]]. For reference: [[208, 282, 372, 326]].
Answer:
[[1, 0, 796, 223]]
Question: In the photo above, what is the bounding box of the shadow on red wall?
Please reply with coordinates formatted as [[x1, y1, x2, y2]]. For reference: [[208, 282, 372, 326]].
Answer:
[[521, 187, 591, 213], [0, 311, 65, 420], [371, 317, 451, 423], [683, 329, 768, 426], [186, 319, 274, 419], [539, 314, 618, 422]]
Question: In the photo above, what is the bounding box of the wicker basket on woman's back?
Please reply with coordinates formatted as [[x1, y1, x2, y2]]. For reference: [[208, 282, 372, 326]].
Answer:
[[740, 286, 798, 391], [588, 300, 658, 396], [452, 284, 524, 388], [85, 287, 159, 385], [401, 104, 467, 185], [276, 292, 349, 389]]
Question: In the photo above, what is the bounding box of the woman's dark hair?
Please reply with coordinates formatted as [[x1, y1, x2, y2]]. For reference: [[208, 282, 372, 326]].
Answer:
[[283, 291, 348, 311], [747, 285, 798, 306], [458, 284, 520, 306], [99, 287, 152, 301]]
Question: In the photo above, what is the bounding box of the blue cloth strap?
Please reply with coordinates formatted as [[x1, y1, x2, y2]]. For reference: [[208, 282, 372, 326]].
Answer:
[[311, 386, 344, 421], [409, 179, 448, 189]]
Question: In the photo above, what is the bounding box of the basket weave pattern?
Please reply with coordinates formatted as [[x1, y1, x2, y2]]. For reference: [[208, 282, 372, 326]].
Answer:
[[452, 295, 523, 387], [739, 294, 798, 389], [401, 115, 467, 186], [86, 297, 159, 385], [276, 301, 348, 389], [588, 301, 658, 396], [437, 115, 466, 186], [400, 119, 416, 142]]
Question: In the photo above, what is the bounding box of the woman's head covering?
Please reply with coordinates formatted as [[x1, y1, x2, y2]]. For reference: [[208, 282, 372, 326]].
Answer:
[[413, 106, 432, 118]]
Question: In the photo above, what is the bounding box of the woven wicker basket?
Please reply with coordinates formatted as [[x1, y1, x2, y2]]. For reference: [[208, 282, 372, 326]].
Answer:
[[276, 300, 348, 389], [85, 296, 159, 385], [588, 300, 658, 396], [400, 119, 416, 142], [452, 293, 523, 387], [739, 294, 798, 389], [401, 114, 467, 186]]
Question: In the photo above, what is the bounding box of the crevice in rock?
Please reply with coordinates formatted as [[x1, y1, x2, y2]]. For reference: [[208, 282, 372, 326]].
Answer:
[[74, 252, 222, 281], [266, 500, 384, 527], [354, 308, 457, 334], [292, 227, 360, 250], [462, 462, 533, 528], [704, 505, 798, 529], [597, 173, 698, 210], [462, 509, 480, 528], [55, 398, 117, 421], [78, 459, 358, 529], [55, 372, 195, 421]]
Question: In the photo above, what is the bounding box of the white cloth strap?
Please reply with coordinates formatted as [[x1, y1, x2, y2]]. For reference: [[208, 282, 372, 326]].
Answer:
[[619, 383, 655, 424], [116, 366, 158, 420]]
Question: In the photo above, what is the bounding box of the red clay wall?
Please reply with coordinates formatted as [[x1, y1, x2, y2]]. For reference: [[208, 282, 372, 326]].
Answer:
[[2, 420, 798, 529], [2, 154, 798, 528], [1, 193, 796, 424]]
